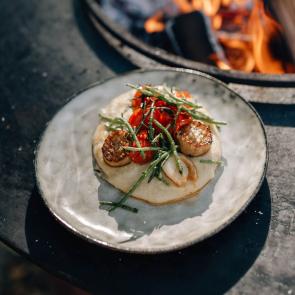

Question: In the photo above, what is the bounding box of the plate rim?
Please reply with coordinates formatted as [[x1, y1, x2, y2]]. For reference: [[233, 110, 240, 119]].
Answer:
[[35, 67, 269, 254]]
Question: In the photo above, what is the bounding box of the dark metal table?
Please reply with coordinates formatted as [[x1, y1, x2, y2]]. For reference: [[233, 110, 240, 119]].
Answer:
[[0, 1, 294, 294]]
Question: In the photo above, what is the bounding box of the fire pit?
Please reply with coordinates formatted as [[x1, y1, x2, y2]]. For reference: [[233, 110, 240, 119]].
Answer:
[[83, 0, 295, 86]]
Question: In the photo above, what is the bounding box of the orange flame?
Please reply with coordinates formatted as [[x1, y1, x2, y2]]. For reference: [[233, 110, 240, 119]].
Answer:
[[144, 11, 165, 33], [215, 39, 254, 72], [173, 0, 222, 16], [247, 0, 284, 73], [144, 0, 294, 73]]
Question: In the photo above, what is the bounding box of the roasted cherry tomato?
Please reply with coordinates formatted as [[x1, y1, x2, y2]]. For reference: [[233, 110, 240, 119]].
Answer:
[[129, 138, 154, 164], [132, 98, 142, 110], [154, 100, 167, 108], [154, 109, 173, 127], [134, 90, 143, 98], [144, 96, 157, 107], [128, 89, 192, 164], [175, 112, 192, 133], [169, 105, 178, 113], [128, 108, 143, 128], [131, 90, 144, 110], [137, 130, 149, 140]]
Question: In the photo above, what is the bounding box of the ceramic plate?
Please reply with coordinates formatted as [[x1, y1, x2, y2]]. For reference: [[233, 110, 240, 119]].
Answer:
[[36, 68, 268, 253]]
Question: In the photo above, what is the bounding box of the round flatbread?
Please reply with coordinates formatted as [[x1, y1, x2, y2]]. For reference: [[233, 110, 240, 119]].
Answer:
[[92, 89, 222, 205]]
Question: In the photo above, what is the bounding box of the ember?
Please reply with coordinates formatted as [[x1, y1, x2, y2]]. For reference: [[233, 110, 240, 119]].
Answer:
[[144, 0, 295, 73]]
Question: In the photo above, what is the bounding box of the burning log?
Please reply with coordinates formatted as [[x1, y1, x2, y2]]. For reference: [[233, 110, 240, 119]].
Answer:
[[165, 11, 227, 64], [100, 0, 295, 74]]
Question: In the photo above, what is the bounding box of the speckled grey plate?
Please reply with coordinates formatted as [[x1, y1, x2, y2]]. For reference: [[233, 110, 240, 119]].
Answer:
[[36, 68, 268, 253]]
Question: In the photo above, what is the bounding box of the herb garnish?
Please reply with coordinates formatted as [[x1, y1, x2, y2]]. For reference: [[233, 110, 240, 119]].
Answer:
[[99, 201, 138, 213], [98, 85, 225, 213], [127, 84, 226, 126], [153, 119, 183, 175]]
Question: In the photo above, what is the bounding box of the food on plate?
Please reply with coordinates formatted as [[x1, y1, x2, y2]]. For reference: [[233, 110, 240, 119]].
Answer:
[[92, 84, 226, 213], [101, 130, 131, 167], [176, 121, 212, 156]]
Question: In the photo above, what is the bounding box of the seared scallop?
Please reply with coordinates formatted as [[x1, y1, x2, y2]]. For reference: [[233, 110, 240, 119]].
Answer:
[[176, 120, 212, 156], [102, 130, 131, 167]]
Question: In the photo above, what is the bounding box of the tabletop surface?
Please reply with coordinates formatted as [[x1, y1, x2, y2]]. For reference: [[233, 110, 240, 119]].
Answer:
[[0, 1, 294, 294]]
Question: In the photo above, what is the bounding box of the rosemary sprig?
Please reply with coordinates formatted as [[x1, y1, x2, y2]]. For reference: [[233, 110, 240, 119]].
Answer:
[[99, 201, 138, 213], [199, 159, 223, 165], [99, 114, 145, 159], [107, 151, 170, 212], [153, 119, 183, 175]]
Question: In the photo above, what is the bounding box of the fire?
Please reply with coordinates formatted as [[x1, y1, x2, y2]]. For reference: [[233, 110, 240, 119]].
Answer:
[[247, 0, 284, 73], [173, 0, 221, 16], [144, 0, 294, 74], [144, 11, 165, 33]]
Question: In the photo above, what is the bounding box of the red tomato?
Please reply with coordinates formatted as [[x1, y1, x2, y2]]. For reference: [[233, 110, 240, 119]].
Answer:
[[175, 112, 192, 133], [145, 96, 157, 107], [154, 100, 167, 108], [129, 138, 154, 164], [139, 106, 173, 130], [132, 97, 142, 110], [154, 109, 173, 128], [134, 90, 142, 98], [137, 130, 148, 140], [128, 108, 143, 128], [131, 90, 145, 110], [169, 105, 178, 113]]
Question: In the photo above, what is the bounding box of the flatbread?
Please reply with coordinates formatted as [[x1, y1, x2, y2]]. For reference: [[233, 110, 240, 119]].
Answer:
[[92, 89, 222, 205]]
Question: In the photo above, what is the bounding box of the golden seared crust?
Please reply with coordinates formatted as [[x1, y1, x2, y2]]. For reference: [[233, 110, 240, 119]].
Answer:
[[176, 121, 212, 156], [102, 130, 131, 167]]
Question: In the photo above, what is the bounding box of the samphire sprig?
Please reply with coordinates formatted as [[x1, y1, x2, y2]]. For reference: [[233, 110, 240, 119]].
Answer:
[[153, 119, 183, 175], [178, 106, 226, 126], [99, 114, 145, 159], [148, 101, 155, 143], [127, 84, 227, 126], [99, 201, 138, 213], [127, 83, 190, 108]]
